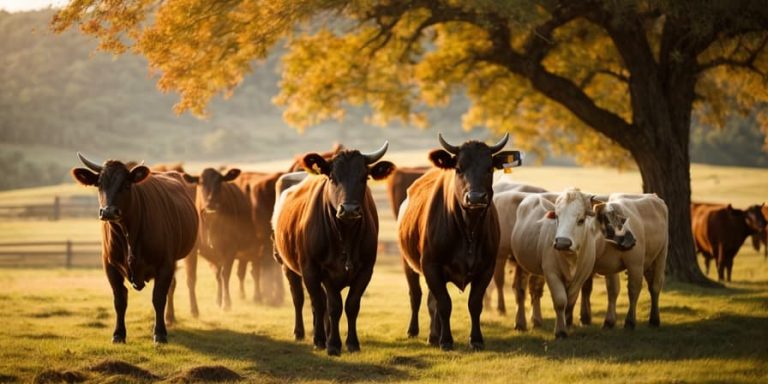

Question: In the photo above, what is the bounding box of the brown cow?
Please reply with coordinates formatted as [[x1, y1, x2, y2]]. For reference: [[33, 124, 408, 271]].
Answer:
[[386, 166, 429, 219], [286, 142, 345, 172], [692, 203, 767, 281], [272, 143, 395, 356], [71, 154, 198, 343], [397, 133, 520, 350], [232, 171, 286, 305], [184, 168, 254, 310]]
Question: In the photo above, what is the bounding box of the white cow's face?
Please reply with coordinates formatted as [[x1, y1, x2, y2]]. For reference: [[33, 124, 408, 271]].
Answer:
[[548, 189, 595, 253]]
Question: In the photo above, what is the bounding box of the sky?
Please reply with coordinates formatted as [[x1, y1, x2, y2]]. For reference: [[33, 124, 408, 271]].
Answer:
[[0, 0, 67, 12]]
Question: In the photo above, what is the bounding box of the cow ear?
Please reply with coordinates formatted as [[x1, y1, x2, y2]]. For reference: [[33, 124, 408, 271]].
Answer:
[[369, 161, 395, 181], [302, 153, 331, 175], [71, 168, 98, 186], [183, 173, 199, 184], [492, 150, 522, 170], [428, 150, 456, 169], [593, 203, 606, 221], [129, 165, 151, 184], [222, 168, 241, 182], [541, 197, 556, 218]]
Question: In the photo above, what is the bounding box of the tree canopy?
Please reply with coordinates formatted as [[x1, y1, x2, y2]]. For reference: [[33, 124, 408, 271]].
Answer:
[[52, 0, 768, 285]]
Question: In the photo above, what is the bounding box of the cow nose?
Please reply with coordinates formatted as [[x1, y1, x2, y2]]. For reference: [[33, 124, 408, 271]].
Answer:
[[99, 206, 121, 221], [337, 203, 362, 221], [464, 191, 489, 207], [619, 232, 637, 250], [553, 237, 572, 251]]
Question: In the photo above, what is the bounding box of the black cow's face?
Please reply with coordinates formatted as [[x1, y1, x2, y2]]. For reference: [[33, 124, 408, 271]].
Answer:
[[428, 134, 515, 212], [184, 168, 240, 213], [302, 143, 394, 222], [71, 160, 150, 222], [595, 203, 636, 250], [745, 204, 767, 234]]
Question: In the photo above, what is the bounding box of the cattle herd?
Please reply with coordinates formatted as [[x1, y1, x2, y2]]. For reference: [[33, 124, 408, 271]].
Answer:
[[70, 133, 767, 355]]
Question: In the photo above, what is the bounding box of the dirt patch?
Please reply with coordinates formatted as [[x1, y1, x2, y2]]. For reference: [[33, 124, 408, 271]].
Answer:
[[168, 366, 242, 383], [0, 373, 18, 383], [89, 360, 158, 380], [33, 369, 86, 384]]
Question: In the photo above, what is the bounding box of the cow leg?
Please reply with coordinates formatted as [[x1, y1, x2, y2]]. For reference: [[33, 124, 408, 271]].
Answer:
[[512, 264, 528, 331], [426, 291, 440, 347], [251, 258, 262, 303], [579, 275, 593, 326], [270, 259, 285, 306], [545, 272, 568, 339], [152, 266, 175, 343], [725, 256, 734, 283], [468, 265, 494, 351], [703, 254, 712, 276], [489, 254, 507, 315], [106, 264, 128, 343], [165, 274, 177, 326], [220, 256, 235, 311], [603, 273, 620, 329], [211, 262, 223, 308], [529, 275, 545, 328], [345, 267, 373, 353], [644, 268, 661, 327], [423, 265, 453, 351], [624, 265, 643, 330], [403, 261, 422, 338], [324, 283, 343, 356], [284, 266, 305, 340], [716, 245, 726, 282], [303, 270, 328, 350], [184, 249, 199, 318], [236, 259, 248, 300]]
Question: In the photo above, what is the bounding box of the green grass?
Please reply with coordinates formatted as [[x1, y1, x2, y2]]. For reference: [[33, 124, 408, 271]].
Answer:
[[0, 161, 766, 382]]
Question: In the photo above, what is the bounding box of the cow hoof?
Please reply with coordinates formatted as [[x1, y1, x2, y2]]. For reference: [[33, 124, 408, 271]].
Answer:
[[602, 320, 615, 330], [624, 320, 636, 330], [649, 317, 660, 328], [532, 319, 543, 328], [514, 323, 527, 332], [112, 335, 126, 344], [428, 335, 439, 347], [154, 334, 168, 344], [581, 317, 592, 326], [294, 333, 305, 341], [313, 341, 326, 351], [327, 346, 341, 356], [497, 308, 507, 316], [555, 331, 568, 340], [407, 327, 419, 338], [165, 318, 175, 327], [440, 342, 454, 351], [470, 341, 484, 351], [346, 343, 360, 353]]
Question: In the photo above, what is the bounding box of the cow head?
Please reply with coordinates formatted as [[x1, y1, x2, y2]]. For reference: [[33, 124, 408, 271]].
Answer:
[[745, 204, 767, 234], [71, 153, 150, 222], [302, 142, 395, 222], [183, 168, 241, 213], [429, 133, 517, 211], [543, 188, 596, 253], [594, 203, 636, 250]]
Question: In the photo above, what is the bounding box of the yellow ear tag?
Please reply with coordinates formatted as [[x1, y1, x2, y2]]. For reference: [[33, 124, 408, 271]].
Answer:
[[502, 155, 520, 174]]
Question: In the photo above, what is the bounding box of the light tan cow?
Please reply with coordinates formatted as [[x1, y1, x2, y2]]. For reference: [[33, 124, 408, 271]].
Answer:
[[492, 190, 555, 329], [585, 193, 668, 329], [511, 188, 600, 338]]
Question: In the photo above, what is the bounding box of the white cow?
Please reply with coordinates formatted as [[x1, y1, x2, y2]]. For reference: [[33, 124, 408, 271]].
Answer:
[[511, 188, 600, 338], [584, 193, 668, 329]]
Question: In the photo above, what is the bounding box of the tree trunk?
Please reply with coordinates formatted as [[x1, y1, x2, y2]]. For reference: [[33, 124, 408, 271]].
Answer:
[[633, 141, 720, 287]]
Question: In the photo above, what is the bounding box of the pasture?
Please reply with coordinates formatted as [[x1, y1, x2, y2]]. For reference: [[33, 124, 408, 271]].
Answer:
[[0, 161, 766, 383]]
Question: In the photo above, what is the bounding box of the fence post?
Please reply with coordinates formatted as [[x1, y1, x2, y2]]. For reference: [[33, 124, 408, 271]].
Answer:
[[52, 196, 61, 221], [65, 240, 73, 269]]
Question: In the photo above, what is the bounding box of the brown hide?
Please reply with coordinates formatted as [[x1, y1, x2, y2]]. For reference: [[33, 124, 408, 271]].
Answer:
[[386, 166, 429, 219]]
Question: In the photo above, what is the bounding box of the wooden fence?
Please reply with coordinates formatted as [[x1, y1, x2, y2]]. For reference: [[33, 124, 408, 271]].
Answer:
[[0, 196, 98, 220], [0, 240, 102, 268]]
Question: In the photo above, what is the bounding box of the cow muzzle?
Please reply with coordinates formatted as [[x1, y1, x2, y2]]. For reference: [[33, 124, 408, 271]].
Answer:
[[553, 237, 573, 251], [99, 206, 122, 221], [463, 191, 489, 210], [614, 231, 637, 250], [336, 203, 362, 221]]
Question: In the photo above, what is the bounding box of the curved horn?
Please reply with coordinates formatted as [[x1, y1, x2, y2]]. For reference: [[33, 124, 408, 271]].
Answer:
[[362, 141, 389, 164], [488, 132, 510, 154], [77, 152, 103, 172], [438, 133, 460, 154]]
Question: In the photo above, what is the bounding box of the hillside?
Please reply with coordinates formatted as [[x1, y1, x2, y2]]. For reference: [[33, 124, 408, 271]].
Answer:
[[0, 9, 765, 191]]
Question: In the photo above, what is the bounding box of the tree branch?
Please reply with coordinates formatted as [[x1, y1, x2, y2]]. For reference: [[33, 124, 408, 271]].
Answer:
[[697, 34, 768, 76]]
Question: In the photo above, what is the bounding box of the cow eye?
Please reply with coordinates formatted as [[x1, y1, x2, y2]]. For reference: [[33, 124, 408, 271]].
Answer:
[[577, 218, 585, 225]]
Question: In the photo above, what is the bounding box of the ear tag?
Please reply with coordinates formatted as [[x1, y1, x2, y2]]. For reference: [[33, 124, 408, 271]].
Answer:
[[503, 155, 522, 174]]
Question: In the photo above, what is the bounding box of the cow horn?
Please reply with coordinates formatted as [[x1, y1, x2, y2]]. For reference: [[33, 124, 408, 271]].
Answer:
[[488, 132, 510, 154], [438, 133, 460, 154], [362, 141, 389, 164], [77, 152, 103, 172]]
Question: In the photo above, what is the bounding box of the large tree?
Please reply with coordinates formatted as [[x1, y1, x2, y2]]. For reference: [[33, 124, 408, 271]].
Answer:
[[52, 0, 768, 286]]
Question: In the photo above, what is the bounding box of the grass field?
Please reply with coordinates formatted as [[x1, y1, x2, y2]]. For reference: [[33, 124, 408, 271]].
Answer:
[[0, 161, 766, 383]]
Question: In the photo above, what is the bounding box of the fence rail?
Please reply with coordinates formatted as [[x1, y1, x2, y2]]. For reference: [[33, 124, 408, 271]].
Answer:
[[0, 240, 101, 268], [0, 196, 98, 220]]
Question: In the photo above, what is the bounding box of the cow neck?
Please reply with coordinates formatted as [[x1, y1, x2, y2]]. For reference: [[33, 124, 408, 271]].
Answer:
[[115, 189, 142, 264], [450, 193, 489, 260]]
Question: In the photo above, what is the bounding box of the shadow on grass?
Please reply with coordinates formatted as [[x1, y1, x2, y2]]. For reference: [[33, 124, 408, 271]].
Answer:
[[172, 328, 410, 382], [484, 313, 768, 363]]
